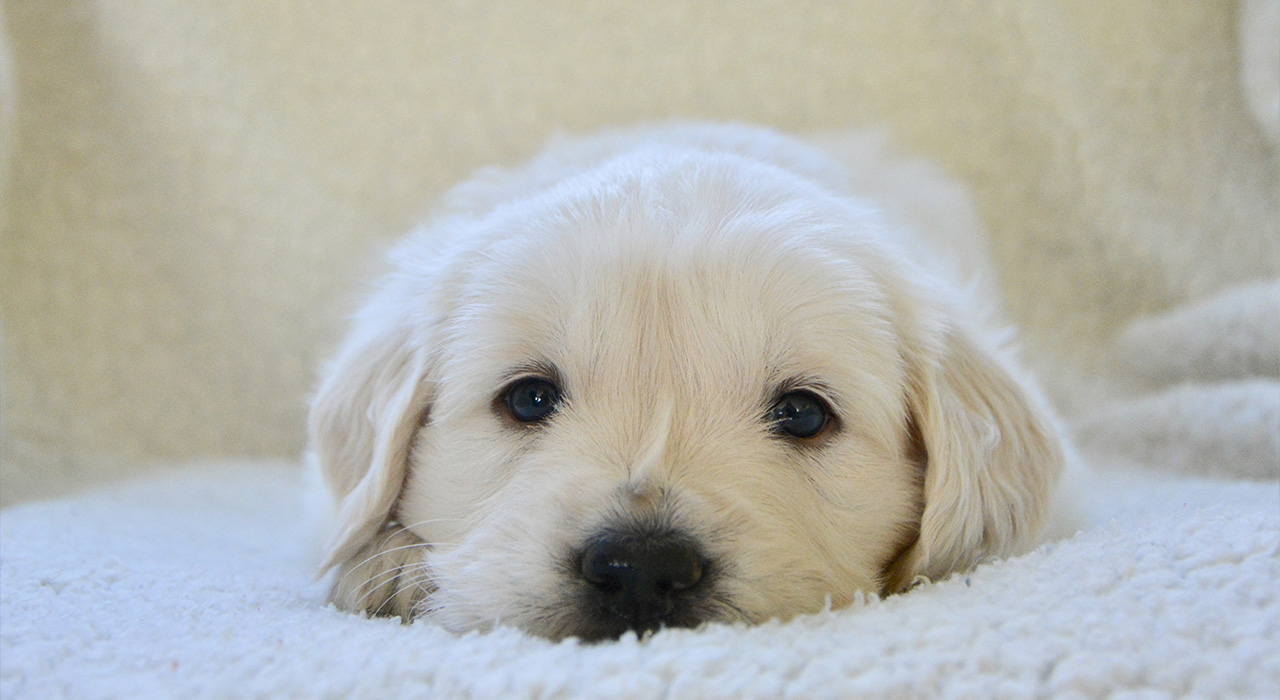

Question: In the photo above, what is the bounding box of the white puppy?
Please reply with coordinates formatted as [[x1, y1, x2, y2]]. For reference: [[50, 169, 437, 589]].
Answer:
[[310, 124, 1068, 641]]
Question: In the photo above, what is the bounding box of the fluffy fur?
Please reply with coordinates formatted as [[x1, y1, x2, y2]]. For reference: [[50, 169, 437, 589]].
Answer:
[[310, 124, 1068, 640]]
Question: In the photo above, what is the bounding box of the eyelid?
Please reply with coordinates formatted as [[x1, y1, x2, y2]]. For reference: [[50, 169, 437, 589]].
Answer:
[[499, 360, 564, 391], [495, 361, 568, 424], [494, 371, 565, 428], [773, 379, 838, 410], [766, 381, 842, 443]]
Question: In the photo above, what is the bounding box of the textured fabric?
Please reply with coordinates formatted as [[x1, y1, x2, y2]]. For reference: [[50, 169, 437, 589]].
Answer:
[[1, 3, 1277, 696], [1, 1, 1276, 503], [1, 462, 1276, 699]]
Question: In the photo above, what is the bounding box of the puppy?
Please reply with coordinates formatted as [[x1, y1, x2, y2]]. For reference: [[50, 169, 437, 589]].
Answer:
[[310, 124, 1068, 641]]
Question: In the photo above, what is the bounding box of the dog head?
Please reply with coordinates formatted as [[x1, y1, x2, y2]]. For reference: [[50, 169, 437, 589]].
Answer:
[[310, 142, 1064, 640]]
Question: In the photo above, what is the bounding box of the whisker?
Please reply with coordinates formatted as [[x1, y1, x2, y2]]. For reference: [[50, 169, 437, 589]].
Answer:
[[357, 562, 433, 611], [351, 560, 424, 603], [374, 574, 423, 617], [394, 572, 441, 619], [336, 540, 435, 590], [335, 536, 464, 592]]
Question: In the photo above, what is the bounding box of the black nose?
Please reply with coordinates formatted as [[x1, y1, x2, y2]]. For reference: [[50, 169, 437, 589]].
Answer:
[[579, 533, 706, 633]]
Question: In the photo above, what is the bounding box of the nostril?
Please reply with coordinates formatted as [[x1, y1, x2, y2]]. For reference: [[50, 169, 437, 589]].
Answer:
[[657, 546, 703, 592], [579, 535, 706, 600], [580, 546, 630, 592], [577, 532, 711, 636]]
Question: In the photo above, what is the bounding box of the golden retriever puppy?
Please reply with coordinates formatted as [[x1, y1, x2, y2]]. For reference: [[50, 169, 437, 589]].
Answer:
[[310, 124, 1068, 641]]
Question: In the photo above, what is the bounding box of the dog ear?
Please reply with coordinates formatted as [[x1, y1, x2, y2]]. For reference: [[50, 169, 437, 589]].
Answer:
[[885, 321, 1065, 591], [308, 288, 433, 574]]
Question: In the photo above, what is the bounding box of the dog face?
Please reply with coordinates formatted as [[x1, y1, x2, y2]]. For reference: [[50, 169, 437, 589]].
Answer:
[[311, 131, 1064, 641]]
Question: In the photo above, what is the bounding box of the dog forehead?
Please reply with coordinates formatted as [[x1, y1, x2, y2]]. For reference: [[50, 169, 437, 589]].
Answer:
[[444, 153, 902, 393]]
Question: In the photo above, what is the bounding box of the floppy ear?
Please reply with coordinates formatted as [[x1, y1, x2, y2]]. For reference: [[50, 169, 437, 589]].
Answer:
[[308, 292, 433, 574], [885, 322, 1065, 591]]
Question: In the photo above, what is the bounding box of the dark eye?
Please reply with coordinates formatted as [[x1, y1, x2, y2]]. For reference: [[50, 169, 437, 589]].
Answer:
[[767, 390, 830, 439], [504, 377, 562, 423]]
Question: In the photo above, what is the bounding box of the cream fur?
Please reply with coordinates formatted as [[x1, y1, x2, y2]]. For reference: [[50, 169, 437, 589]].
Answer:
[[310, 124, 1068, 640]]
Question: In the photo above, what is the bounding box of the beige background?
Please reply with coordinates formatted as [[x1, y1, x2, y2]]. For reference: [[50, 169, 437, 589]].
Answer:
[[2, 1, 1276, 504]]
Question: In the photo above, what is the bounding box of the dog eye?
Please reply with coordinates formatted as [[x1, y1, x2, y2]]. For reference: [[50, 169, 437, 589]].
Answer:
[[504, 377, 562, 423], [767, 390, 830, 439]]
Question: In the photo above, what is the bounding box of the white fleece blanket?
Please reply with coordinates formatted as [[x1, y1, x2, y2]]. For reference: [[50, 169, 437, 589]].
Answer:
[[1, 461, 1276, 700], [3, 2, 1278, 696]]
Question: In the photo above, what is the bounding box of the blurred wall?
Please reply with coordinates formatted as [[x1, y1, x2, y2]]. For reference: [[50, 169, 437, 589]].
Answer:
[[1, 0, 1275, 504]]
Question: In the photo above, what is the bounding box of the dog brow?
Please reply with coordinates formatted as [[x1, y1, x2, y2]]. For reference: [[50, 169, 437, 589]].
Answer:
[[774, 375, 839, 407], [501, 359, 563, 386]]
